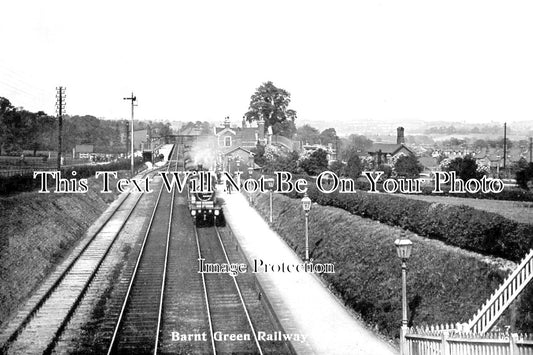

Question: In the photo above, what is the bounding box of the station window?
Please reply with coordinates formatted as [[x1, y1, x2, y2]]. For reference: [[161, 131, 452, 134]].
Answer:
[[224, 136, 232, 147]]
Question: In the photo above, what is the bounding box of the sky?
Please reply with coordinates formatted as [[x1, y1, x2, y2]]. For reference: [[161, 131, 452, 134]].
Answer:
[[1, 0, 533, 125]]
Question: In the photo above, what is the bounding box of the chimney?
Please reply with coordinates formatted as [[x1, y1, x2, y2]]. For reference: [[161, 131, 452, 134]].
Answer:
[[397, 127, 405, 145], [224, 116, 230, 129]]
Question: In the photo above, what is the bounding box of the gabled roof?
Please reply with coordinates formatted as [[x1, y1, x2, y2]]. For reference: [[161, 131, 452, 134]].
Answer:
[[215, 127, 236, 136], [222, 146, 255, 156], [368, 143, 413, 155]]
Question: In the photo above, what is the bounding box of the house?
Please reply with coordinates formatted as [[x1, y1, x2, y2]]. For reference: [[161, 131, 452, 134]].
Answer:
[[367, 127, 414, 165], [74, 144, 94, 159], [222, 146, 262, 174], [215, 116, 267, 152], [214, 116, 300, 153], [213, 116, 301, 173]]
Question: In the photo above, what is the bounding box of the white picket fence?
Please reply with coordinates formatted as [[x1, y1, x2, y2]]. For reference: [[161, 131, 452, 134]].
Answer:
[[406, 325, 533, 355], [467, 249, 533, 334], [405, 249, 533, 354]]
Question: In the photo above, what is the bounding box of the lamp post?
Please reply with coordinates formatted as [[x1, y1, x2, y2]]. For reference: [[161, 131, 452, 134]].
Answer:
[[265, 177, 275, 223], [248, 166, 253, 203], [227, 156, 233, 174], [236, 158, 241, 188], [395, 231, 413, 355], [301, 192, 312, 261]]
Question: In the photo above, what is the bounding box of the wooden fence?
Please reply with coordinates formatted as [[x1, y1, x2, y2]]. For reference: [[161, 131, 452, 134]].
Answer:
[[0, 166, 58, 177], [0, 157, 110, 177], [406, 325, 533, 355], [467, 249, 533, 334]]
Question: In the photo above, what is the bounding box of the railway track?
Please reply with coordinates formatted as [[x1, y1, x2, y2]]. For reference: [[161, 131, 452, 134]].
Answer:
[[195, 225, 263, 354], [109, 144, 290, 354], [106, 149, 180, 354], [0, 151, 173, 355], [2, 144, 293, 354]]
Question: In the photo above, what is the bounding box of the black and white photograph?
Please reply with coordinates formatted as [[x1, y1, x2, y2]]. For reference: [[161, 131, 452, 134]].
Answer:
[[1, 1, 533, 354]]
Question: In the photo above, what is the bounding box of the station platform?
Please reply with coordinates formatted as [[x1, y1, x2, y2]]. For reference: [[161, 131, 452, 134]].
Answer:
[[221, 190, 398, 355]]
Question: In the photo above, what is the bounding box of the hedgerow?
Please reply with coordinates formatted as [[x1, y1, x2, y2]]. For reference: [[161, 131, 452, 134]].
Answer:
[[0, 159, 145, 196], [286, 184, 533, 262], [252, 193, 533, 338]]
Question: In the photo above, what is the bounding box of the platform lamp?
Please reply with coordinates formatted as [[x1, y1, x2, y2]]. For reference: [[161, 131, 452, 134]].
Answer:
[[236, 158, 241, 187], [247, 166, 253, 203], [395, 231, 413, 355], [265, 177, 275, 223], [301, 192, 312, 262]]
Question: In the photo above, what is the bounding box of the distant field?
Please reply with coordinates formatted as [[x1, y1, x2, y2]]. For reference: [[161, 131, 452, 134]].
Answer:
[[395, 193, 533, 224], [430, 133, 530, 141]]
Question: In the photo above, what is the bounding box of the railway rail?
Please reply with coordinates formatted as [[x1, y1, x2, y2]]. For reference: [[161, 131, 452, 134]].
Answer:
[[0, 149, 174, 354], [2, 144, 293, 354], [108, 145, 290, 354], [106, 149, 180, 354], [194, 225, 264, 354]]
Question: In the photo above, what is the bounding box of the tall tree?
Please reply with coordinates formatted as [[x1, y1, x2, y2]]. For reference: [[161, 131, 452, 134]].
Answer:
[[0, 97, 18, 154], [319, 128, 337, 145], [516, 162, 533, 189], [344, 150, 363, 179], [158, 123, 173, 137], [446, 155, 483, 180], [341, 134, 373, 157], [27, 111, 56, 155], [300, 149, 329, 176], [393, 154, 423, 178], [244, 81, 297, 138], [0, 98, 55, 155], [296, 124, 320, 144]]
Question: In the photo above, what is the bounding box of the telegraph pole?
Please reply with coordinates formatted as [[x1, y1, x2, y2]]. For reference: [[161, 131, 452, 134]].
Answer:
[[503, 122, 507, 175], [125, 121, 130, 158], [335, 136, 339, 161], [123, 93, 136, 177], [56, 87, 66, 170], [529, 137, 533, 163]]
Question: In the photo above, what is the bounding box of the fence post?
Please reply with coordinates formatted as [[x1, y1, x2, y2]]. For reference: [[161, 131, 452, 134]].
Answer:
[[440, 331, 450, 355], [509, 333, 519, 355]]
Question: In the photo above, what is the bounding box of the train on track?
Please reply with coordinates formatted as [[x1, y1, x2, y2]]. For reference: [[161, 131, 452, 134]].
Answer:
[[185, 162, 225, 227]]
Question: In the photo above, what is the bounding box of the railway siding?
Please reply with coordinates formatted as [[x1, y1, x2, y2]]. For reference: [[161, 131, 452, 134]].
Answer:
[[0, 189, 126, 339], [53, 185, 158, 353], [1, 187, 144, 354]]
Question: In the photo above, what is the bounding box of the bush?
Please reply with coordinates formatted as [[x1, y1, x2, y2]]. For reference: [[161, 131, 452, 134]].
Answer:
[[516, 162, 533, 190], [286, 183, 533, 262], [252, 193, 533, 337], [0, 158, 145, 196]]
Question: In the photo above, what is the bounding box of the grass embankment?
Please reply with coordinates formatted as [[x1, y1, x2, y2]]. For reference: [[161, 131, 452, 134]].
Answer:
[[294, 185, 533, 263], [252, 193, 533, 338], [0, 175, 124, 327]]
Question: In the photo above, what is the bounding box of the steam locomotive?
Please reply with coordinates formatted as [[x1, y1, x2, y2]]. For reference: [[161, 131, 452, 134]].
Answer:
[[186, 165, 225, 227]]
